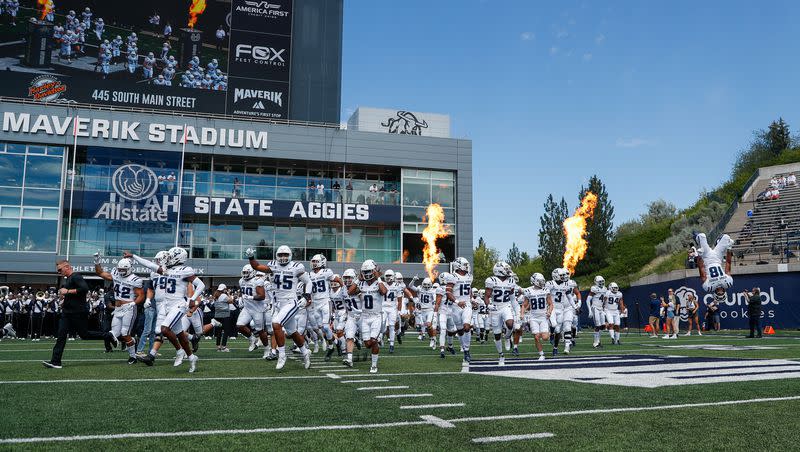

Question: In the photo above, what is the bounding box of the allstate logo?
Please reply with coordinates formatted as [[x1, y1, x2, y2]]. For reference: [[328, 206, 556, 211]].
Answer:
[[111, 164, 158, 201]]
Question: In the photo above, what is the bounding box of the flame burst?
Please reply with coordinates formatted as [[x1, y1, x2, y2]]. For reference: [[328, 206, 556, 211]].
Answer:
[[188, 0, 207, 29], [38, 0, 53, 21], [422, 203, 451, 280], [562, 191, 598, 274]]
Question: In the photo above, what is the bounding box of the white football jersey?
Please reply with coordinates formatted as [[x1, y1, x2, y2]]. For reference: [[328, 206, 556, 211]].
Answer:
[[384, 282, 404, 309], [149, 271, 167, 303], [239, 276, 267, 312], [111, 268, 143, 303], [330, 287, 348, 313], [546, 280, 572, 310], [445, 272, 474, 307], [416, 288, 437, 311], [589, 285, 607, 309], [358, 279, 385, 315], [309, 268, 334, 303], [485, 276, 516, 305], [604, 291, 623, 311], [161, 265, 196, 306], [268, 261, 306, 304], [522, 287, 550, 319]]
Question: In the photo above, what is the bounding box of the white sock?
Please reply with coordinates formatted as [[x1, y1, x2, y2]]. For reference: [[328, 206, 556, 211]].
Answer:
[[388, 326, 396, 344], [277, 345, 285, 357], [347, 352, 352, 361], [461, 332, 471, 351], [127, 342, 136, 357], [494, 339, 503, 353], [594, 331, 600, 343], [439, 330, 446, 347], [371, 353, 379, 367], [609, 330, 615, 339], [300, 343, 309, 353]]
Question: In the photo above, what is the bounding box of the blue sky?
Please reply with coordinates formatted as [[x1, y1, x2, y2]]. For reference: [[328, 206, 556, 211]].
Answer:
[[340, 0, 800, 257]]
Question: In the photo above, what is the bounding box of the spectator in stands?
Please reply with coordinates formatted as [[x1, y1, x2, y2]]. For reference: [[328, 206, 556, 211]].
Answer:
[[345, 179, 353, 203], [368, 183, 378, 204], [316, 182, 325, 202], [787, 173, 797, 187], [332, 180, 341, 202], [742, 287, 763, 338], [770, 177, 779, 189], [648, 293, 661, 338], [770, 188, 780, 200], [687, 245, 698, 269]]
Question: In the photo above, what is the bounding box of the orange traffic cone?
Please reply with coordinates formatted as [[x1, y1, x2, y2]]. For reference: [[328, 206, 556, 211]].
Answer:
[[763, 326, 775, 335]]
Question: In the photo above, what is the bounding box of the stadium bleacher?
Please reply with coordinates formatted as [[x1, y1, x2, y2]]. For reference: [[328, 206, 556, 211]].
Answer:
[[730, 169, 800, 265]]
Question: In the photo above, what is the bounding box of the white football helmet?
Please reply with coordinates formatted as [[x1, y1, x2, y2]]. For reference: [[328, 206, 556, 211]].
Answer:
[[241, 264, 255, 280], [594, 275, 606, 288], [433, 282, 440, 290], [493, 261, 512, 278], [421, 278, 433, 290], [167, 247, 187, 267], [361, 259, 377, 281], [609, 282, 619, 293], [451, 257, 471, 274], [479, 289, 486, 298], [153, 250, 169, 267], [383, 269, 395, 284], [116, 258, 133, 277], [275, 245, 292, 265], [438, 272, 449, 286], [471, 288, 478, 296], [531, 272, 546, 288], [342, 269, 356, 286], [310, 254, 327, 269], [394, 272, 403, 283]]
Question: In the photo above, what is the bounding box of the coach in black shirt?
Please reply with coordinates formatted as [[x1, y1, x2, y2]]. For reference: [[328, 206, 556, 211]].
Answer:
[[43, 260, 106, 369]]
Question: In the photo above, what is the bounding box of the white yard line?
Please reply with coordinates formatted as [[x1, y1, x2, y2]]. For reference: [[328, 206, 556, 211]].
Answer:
[[419, 415, 455, 428], [400, 403, 465, 410], [471, 433, 554, 443], [1, 396, 797, 444], [375, 393, 433, 399], [0, 375, 330, 385], [325, 374, 340, 380], [340, 379, 389, 384], [355, 386, 409, 391]]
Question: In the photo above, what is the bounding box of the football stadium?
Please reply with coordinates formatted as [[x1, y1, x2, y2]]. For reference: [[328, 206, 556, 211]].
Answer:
[[1, 1, 800, 450]]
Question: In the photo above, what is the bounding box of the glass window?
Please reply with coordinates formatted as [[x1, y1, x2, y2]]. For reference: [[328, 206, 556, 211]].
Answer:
[[432, 181, 455, 207], [403, 181, 430, 206], [47, 146, 65, 156], [0, 218, 18, 251], [0, 187, 22, 205], [22, 189, 60, 207], [22, 207, 42, 219], [25, 155, 62, 188], [242, 225, 274, 259], [0, 154, 25, 186], [28, 145, 47, 154], [274, 225, 305, 247], [19, 219, 57, 251], [431, 171, 454, 181], [0, 206, 20, 218], [6, 144, 25, 154], [403, 207, 425, 223]]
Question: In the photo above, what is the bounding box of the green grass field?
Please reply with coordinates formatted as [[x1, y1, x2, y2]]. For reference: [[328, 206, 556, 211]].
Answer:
[[2, 331, 800, 451]]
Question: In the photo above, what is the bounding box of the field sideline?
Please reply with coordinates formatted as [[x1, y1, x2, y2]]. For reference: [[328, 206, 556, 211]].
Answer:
[[2, 332, 800, 451]]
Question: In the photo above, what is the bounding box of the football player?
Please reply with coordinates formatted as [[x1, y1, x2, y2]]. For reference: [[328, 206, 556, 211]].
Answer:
[[340, 269, 361, 367], [348, 260, 388, 373], [603, 282, 625, 344], [136, 247, 204, 373], [325, 275, 347, 361], [128, 251, 168, 358], [443, 257, 474, 362], [308, 254, 341, 353], [546, 268, 579, 356], [405, 276, 438, 349], [382, 269, 404, 353], [94, 255, 144, 364], [564, 271, 582, 347], [484, 261, 516, 366], [694, 232, 734, 299], [236, 264, 271, 357], [521, 273, 553, 361], [434, 273, 457, 358], [247, 246, 312, 370], [587, 275, 608, 348]]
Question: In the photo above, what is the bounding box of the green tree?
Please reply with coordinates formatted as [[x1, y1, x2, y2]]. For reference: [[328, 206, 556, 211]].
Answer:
[[576, 175, 615, 276], [507, 242, 524, 268], [538, 194, 568, 273], [767, 117, 791, 155], [473, 237, 499, 287]]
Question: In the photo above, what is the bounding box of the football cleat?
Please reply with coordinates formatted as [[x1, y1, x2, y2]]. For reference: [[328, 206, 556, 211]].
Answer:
[[313, 342, 319, 354], [498, 355, 505, 366], [103, 334, 113, 353], [138, 354, 155, 366], [447, 345, 456, 355], [173, 349, 186, 367], [303, 350, 312, 369], [127, 357, 137, 365], [248, 336, 258, 352], [369, 366, 378, 374], [343, 358, 353, 367], [324, 347, 335, 361], [463, 351, 471, 363], [262, 348, 271, 360], [538, 354, 546, 361], [389, 345, 394, 354], [440, 349, 445, 359], [191, 335, 201, 353], [552, 348, 558, 357], [42, 360, 62, 369], [276, 354, 287, 370], [188, 354, 198, 373], [429, 339, 435, 349], [512, 347, 520, 357]]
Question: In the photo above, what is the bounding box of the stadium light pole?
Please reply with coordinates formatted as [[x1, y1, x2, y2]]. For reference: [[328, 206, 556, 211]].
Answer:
[[65, 115, 80, 260], [174, 124, 188, 247]]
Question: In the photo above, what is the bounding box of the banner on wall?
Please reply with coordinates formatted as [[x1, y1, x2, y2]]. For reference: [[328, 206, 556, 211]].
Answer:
[[582, 272, 800, 330]]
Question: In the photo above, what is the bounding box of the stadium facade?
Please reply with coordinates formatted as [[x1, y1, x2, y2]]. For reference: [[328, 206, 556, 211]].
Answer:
[[0, 0, 472, 286]]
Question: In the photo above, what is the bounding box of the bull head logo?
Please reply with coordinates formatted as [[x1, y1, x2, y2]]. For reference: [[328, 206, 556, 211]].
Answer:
[[381, 111, 429, 135]]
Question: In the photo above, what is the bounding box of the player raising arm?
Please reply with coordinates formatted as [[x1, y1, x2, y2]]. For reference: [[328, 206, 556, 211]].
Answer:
[[94, 254, 144, 364]]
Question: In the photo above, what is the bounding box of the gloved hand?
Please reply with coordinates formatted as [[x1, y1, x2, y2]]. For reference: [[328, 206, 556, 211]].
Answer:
[[143, 299, 152, 309], [93, 252, 102, 265], [245, 247, 255, 259]]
